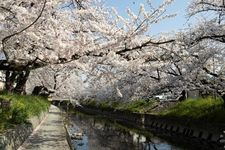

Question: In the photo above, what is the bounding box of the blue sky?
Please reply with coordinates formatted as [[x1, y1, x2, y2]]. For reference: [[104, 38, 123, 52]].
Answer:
[[105, 0, 190, 35]]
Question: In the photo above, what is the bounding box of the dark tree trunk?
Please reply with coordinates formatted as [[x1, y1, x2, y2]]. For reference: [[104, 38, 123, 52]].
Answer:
[[5, 70, 30, 94], [5, 70, 17, 92], [178, 90, 187, 101], [222, 94, 225, 108], [14, 70, 30, 94]]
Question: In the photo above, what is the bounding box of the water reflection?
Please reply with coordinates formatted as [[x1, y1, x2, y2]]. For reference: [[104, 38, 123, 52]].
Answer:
[[69, 113, 184, 150]]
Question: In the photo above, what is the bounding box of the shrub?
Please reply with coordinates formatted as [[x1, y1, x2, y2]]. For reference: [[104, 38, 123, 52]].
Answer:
[[0, 92, 50, 132], [11, 107, 28, 124]]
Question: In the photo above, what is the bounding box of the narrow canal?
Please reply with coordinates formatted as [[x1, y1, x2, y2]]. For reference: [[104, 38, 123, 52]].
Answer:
[[66, 111, 206, 150]]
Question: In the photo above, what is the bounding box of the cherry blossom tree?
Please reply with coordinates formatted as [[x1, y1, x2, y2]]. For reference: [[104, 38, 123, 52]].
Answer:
[[0, 0, 175, 94], [27, 64, 88, 99], [80, 0, 225, 102], [181, 0, 225, 100]]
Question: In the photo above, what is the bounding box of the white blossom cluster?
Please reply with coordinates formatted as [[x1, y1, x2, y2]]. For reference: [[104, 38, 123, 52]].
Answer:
[[0, 0, 224, 101]]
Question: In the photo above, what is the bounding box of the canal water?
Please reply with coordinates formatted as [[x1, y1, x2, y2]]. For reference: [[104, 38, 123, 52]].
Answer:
[[67, 112, 197, 150]]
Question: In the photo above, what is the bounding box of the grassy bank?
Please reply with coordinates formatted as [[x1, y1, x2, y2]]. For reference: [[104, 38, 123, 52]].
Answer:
[[80, 99, 158, 113], [160, 97, 225, 124], [0, 92, 50, 133], [80, 97, 225, 124]]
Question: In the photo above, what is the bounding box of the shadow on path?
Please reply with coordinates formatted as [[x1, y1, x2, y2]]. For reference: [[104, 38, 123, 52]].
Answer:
[[18, 105, 70, 150]]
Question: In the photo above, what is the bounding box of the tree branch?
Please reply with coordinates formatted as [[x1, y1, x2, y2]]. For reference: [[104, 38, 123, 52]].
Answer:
[[203, 67, 219, 77], [2, 0, 47, 60], [116, 39, 175, 55], [0, 6, 15, 14]]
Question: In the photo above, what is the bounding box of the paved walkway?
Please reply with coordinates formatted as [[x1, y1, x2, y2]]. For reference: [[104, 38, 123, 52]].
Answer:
[[18, 105, 70, 150]]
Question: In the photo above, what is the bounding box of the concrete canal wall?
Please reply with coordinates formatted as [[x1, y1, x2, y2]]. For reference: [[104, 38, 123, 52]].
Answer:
[[0, 111, 47, 150], [74, 105, 225, 150]]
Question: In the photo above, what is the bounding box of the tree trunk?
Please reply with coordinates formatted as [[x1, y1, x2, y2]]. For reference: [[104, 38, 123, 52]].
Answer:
[[14, 70, 30, 94], [5, 70, 30, 94], [5, 70, 17, 92], [222, 94, 225, 108]]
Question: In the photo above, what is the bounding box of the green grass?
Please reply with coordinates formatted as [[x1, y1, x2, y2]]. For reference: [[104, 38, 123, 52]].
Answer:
[[116, 100, 156, 113], [81, 99, 97, 107], [160, 97, 225, 123], [81, 99, 157, 113], [80, 97, 225, 124], [0, 92, 50, 133]]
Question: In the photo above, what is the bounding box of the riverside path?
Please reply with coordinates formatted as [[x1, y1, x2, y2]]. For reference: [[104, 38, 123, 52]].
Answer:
[[18, 105, 70, 150]]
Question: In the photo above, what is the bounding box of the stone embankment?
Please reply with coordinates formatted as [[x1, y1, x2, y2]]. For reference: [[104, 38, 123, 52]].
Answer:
[[74, 105, 225, 150], [0, 111, 47, 150], [0, 105, 71, 150]]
